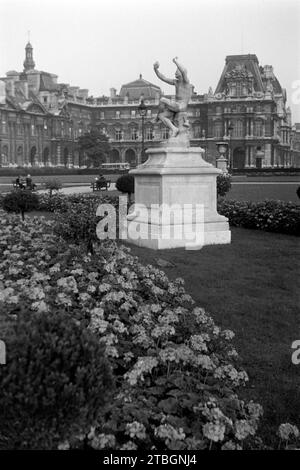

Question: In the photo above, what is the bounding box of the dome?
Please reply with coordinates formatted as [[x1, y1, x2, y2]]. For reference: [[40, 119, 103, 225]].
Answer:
[[119, 74, 161, 100]]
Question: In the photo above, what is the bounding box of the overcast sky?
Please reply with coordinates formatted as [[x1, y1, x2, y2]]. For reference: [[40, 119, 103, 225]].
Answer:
[[0, 0, 299, 121]]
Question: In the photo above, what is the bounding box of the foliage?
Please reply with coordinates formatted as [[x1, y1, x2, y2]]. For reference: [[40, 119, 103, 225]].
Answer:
[[297, 186, 300, 199], [218, 199, 300, 236], [77, 129, 111, 167], [0, 210, 297, 450], [43, 178, 62, 196], [2, 189, 39, 220], [217, 173, 232, 197], [0, 306, 113, 450], [0, 210, 266, 450], [37, 192, 119, 214], [116, 174, 135, 195]]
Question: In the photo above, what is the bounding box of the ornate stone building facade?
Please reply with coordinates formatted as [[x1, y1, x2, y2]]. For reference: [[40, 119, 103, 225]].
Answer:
[[0, 45, 298, 169]]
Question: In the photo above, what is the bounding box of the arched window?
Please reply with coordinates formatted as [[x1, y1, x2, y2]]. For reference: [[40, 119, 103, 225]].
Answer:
[[1, 144, 9, 165], [193, 123, 201, 138], [16, 146, 23, 166]]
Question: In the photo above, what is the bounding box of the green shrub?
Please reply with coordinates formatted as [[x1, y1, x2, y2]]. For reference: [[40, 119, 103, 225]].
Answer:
[[116, 174, 134, 195], [43, 178, 62, 196], [37, 192, 119, 213], [217, 173, 232, 197], [53, 195, 119, 252], [0, 308, 113, 450], [2, 189, 39, 220], [218, 199, 300, 235], [38, 193, 70, 213]]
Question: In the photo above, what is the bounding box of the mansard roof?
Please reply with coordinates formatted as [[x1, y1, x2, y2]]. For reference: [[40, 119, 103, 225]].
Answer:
[[39, 72, 60, 92], [215, 54, 265, 94]]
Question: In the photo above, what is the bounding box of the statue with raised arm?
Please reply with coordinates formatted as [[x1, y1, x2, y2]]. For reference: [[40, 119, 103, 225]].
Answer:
[[153, 57, 193, 140]]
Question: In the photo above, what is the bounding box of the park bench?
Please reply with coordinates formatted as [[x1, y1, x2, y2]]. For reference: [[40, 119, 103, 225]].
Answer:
[[12, 181, 37, 191], [90, 180, 111, 191]]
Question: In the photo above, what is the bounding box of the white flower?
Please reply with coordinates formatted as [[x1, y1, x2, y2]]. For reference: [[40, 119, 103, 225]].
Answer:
[[278, 423, 299, 441], [202, 423, 226, 442]]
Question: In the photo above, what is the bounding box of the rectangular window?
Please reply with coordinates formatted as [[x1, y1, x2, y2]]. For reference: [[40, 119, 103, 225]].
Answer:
[[214, 122, 222, 138], [131, 110, 136, 118], [1, 120, 7, 134], [162, 127, 169, 140], [116, 110, 120, 119], [115, 129, 122, 141], [254, 121, 263, 137], [131, 128, 138, 140], [31, 124, 35, 136], [100, 111, 105, 119], [146, 127, 154, 140]]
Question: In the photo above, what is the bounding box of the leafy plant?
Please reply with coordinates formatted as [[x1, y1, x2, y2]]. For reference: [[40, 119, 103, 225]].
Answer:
[[217, 173, 232, 197], [43, 178, 62, 197], [0, 307, 113, 450], [77, 129, 111, 167], [2, 189, 39, 220], [218, 199, 300, 235], [116, 174, 134, 203]]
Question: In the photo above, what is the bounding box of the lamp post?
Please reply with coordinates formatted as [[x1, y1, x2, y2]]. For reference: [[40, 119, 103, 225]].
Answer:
[[227, 122, 234, 171], [138, 98, 147, 164]]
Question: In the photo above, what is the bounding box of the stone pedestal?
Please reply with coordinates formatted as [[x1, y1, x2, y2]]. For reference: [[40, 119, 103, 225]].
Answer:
[[127, 145, 231, 250], [216, 156, 228, 173]]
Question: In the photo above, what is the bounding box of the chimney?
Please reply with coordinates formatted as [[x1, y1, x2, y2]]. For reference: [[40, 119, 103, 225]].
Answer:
[[0, 80, 6, 105], [110, 88, 117, 99], [263, 65, 274, 79], [6, 79, 15, 97], [19, 81, 29, 99]]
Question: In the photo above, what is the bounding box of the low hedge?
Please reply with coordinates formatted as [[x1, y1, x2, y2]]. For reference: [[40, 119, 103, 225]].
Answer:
[[218, 199, 300, 236], [0, 167, 128, 176]]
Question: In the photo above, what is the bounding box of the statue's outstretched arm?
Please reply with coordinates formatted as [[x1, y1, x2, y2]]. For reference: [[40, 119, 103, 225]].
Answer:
[[153, 61, 175, 86], [173, 57, 189, 83]]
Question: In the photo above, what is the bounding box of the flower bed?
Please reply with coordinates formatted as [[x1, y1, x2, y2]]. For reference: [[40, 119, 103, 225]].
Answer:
[[218, 199, 300, 236], [0, 210, 265, 450], [0, 210, 298, 449]]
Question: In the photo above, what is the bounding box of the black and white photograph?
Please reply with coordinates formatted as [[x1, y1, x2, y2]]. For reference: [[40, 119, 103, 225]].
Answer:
[[0, 0, 299, 457]]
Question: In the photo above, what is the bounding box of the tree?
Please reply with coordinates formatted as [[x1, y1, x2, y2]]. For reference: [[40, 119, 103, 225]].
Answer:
[[44, 178, 62, 197], [77, 129, 111, 167], [2, 190, 39, 221]]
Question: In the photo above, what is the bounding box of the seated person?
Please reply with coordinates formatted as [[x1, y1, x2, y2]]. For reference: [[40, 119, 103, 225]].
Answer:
[[96, 174, 107, 189], [25, 174, 36, 190], [98, 174, 106, 183], [15, 175, 25, 189]]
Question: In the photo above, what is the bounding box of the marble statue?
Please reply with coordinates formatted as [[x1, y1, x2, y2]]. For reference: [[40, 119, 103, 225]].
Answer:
[[153, 57, 193, 139]]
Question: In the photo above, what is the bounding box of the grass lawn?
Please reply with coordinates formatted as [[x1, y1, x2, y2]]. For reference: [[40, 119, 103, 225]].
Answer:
[[126, 228, 300, 445], [227, 182, 299, 203]]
